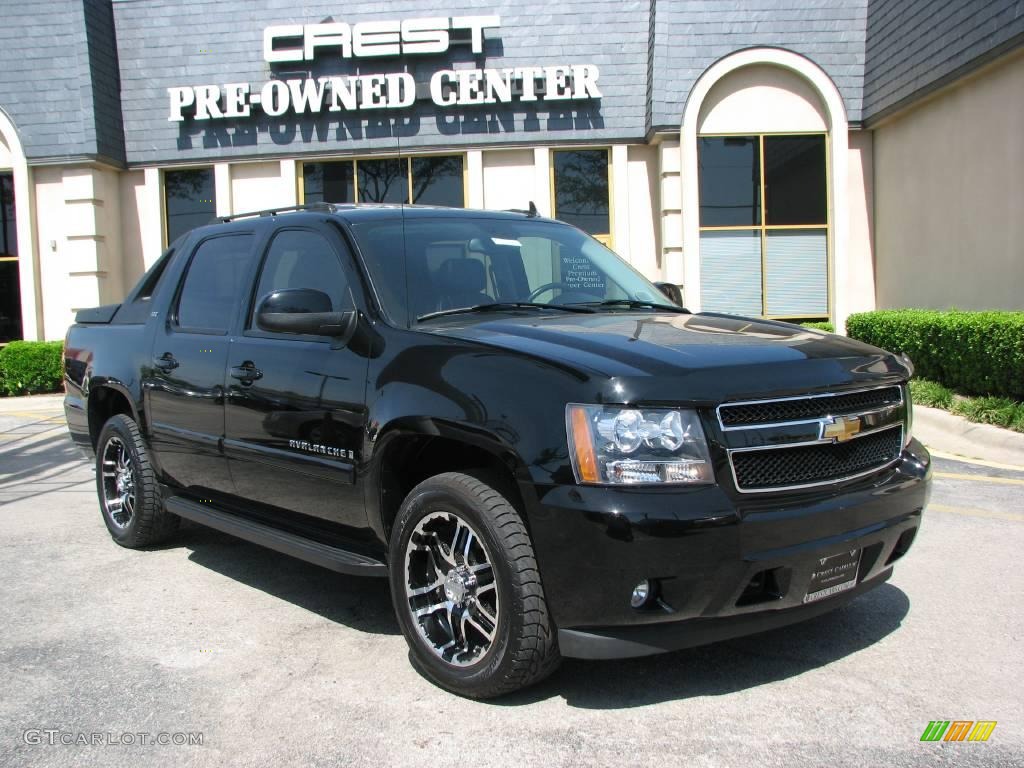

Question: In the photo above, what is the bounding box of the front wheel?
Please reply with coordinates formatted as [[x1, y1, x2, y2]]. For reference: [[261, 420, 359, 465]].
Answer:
[[389, 472, 561, 698]]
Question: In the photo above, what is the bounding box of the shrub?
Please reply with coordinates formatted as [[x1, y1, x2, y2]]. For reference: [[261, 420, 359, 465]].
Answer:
[[949, 396, 1023, 431], [909, 378, 954, 409], [799, 321, 835, 333], [845, 310, 1024, 399], [0, 341, 64, 396]]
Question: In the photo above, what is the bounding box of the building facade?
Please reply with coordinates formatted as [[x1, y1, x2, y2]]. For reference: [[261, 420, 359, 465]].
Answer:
[[1, 0, 1022, 342]]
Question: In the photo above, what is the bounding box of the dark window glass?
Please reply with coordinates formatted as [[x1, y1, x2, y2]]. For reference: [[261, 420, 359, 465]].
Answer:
[[252, 230, 352, 325], [553, 150, 609, 235], [1, 173, 15, 257], [351, 218, 666, 326], [358, 158, 408, 204], [0, 173, 21, 341], [303, 162, 354, 205], [412, 156, 464, 207], [0, 260, 22, 342], [164, 168, 215, 244], [698, 137, 761, 226], [764, 136, 827, 225], [176, 235, 254, 332], [135, 248, 174, 301]]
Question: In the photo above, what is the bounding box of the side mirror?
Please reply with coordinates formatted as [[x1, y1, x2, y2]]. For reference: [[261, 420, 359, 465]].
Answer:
[[653, 282, 683, 307], [255, 289, 357, 338]]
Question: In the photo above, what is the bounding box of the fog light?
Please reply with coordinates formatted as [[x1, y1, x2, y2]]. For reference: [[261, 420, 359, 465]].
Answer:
[[630, 580, 651, 608]]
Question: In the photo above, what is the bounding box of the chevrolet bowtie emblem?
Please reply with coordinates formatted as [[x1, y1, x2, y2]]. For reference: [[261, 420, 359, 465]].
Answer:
[[822, 415, 862, 443]]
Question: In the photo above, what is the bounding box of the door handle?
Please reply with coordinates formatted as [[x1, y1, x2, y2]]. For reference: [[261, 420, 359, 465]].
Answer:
[[153, 353, 178, 371], [230, 362, 263, 384]]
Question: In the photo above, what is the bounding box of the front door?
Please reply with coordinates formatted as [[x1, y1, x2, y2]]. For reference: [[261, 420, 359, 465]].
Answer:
[[146, 232, 257, 499], [223, 226, 370, 533]]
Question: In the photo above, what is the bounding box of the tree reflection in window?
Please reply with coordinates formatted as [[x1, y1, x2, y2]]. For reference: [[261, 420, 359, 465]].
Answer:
[[553, 150, 610, 236]]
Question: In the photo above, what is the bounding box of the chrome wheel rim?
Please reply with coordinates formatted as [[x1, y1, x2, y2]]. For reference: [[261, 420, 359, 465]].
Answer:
[[101, 436, 136, 529], [404, 511, 499, 667]]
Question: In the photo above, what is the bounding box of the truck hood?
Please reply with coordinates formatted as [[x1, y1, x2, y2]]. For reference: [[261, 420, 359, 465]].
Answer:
[[428, 311, 910, 404]]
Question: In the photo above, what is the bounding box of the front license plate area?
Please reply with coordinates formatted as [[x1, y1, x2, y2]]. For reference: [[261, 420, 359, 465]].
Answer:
[[803, 548, 862, 604]]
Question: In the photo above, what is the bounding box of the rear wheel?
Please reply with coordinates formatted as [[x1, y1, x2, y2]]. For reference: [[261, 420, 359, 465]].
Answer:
[[95, 414, 178, 548], [389, 472, 561, 698]]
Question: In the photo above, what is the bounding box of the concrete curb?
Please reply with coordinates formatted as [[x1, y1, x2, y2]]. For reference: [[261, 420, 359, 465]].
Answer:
[[914, 404, 1024, 467], [0, 393, 64, 413]]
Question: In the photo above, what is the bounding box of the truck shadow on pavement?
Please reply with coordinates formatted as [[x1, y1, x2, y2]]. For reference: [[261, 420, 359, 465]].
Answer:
[[173, 520, 910, 707], [506, 583, 911, 708], [177, 521, 401, 637]]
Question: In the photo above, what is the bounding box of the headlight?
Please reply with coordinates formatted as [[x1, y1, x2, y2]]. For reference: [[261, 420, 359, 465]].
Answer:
[[566, 404, 714, 485]]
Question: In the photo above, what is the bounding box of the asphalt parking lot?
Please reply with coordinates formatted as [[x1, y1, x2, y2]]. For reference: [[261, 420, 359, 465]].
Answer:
[[0, 397, 1021, 767]]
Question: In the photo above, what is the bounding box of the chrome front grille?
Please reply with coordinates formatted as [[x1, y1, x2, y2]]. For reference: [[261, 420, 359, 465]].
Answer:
[[731, 425, 904, 491], [719, 386, 907, 493], [718, 386, 904, 428]]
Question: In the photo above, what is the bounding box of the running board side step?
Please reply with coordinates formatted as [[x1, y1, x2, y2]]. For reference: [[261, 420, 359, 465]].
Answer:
[[165, 496, 387, 577]]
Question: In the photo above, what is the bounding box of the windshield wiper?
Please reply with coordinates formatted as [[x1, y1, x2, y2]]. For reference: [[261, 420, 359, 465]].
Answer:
[[572, 299, 691, 313], [417, 302, 597, 322]]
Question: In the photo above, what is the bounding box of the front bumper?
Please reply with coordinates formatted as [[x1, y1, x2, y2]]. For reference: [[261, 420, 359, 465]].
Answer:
[[524, 439, 931, 659]]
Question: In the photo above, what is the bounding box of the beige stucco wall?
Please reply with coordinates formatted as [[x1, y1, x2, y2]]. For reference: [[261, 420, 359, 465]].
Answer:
[[481, 149, 535, 212], [119, 170, 150, 290], [623, 145, 660, 277], [873, 50, 1024, 310], [28, 165, 129, 339], [845, 130, 876, 318], [230, 161, 292, 215], [33, 167, 70, 340], [697, 63, 828, 134]]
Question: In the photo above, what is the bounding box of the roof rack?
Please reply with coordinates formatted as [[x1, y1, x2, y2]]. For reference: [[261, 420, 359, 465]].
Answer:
[[217, 202, 339, 223]]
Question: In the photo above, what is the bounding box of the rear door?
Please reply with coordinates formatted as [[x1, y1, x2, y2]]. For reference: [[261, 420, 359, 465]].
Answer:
[[146, 231, 257, 499], [223, 226, 370, 532]]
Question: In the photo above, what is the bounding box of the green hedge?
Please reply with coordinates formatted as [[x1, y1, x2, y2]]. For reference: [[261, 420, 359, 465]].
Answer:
[[846, 310, 1024, 399], [799, 321, 835, 333], [0, 341, 64, 396]]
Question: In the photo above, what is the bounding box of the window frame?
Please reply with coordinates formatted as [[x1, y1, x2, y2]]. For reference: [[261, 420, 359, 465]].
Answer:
[[697, 131, 831, 321], [243, 225, 361, 343], [162, 166, 216, 248], [170, 232, 256, 336], [298, 152, 469, 208], [549, 147, 613, 248]]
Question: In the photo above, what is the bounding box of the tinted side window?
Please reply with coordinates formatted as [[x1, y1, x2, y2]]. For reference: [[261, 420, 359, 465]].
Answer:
[[251, 230, 352, 324], [176, 234, 255, 332]]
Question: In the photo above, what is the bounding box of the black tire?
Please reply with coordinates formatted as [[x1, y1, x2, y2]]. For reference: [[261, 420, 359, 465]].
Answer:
[[95, 414, 179, 548], [389, 472, 561, 698]]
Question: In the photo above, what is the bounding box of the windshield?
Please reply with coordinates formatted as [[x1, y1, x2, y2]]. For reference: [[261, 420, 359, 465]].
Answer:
[[350, 217, 672, 325]]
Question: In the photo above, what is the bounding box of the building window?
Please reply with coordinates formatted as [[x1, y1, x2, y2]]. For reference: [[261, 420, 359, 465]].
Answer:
[[698, 135, 828, 320], [164, 168, 215, 246], [0, 172, 22, 342], [302, 155, 465, 207], [552, 149, 611, 245]]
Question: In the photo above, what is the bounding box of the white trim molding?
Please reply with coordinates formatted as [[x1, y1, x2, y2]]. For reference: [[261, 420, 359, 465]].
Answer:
[[0, 107, 41, 340], [680, 48, 852, 331]]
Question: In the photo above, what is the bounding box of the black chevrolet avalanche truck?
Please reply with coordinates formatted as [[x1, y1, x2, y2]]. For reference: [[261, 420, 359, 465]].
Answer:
[[63, 204, 931, 698]]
